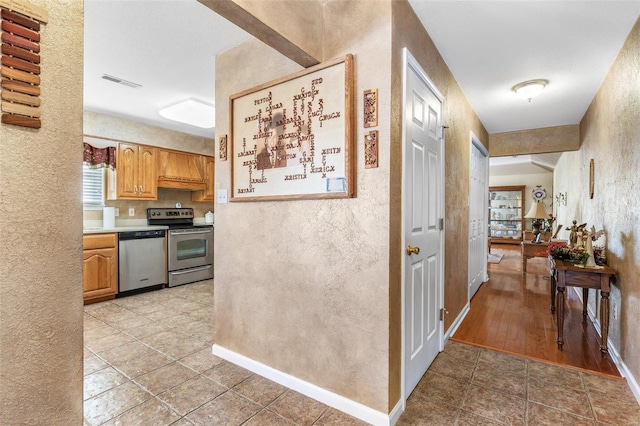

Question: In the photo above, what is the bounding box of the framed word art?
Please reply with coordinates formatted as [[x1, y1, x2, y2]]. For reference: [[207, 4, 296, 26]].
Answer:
[[230, 54, 354, 202]]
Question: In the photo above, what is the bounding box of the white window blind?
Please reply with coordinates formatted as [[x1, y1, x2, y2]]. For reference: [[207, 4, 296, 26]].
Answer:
[[83, 165, 105, 208]]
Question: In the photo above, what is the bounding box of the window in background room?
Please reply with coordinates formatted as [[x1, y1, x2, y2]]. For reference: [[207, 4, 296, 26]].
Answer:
[[83, 165, 105, 209]]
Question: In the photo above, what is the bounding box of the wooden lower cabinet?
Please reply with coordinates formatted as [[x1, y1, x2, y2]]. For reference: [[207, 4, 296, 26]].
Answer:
[[83, 233, 118, 304]]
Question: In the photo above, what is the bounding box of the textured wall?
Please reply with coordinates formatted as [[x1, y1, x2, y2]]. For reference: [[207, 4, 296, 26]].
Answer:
[[0, 1, 84, 424], [214, 2, 394, 412], [554, 18, 640, 382], [489, 124, 579, 157], [391, 0, 489, 337], [84, 111, 215, 156]]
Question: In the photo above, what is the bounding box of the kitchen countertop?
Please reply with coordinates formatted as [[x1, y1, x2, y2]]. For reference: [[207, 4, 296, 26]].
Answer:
[[83, 225, 169, 234]]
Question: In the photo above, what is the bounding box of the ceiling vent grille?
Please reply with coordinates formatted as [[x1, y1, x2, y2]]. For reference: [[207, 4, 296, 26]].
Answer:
[[101, 74, 142, 89]]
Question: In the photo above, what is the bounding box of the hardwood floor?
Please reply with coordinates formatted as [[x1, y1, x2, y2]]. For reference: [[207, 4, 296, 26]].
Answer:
[[452, 244, 621, 377]]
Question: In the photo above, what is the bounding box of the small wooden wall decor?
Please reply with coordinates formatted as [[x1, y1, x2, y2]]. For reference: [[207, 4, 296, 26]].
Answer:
[[219, 134, 227, 161], [364, 130, 378, 169], [0, 0, 48, 129], [230, 54, 354, 201], [363, 88, 377, 128], [589, 158, 595, 199]]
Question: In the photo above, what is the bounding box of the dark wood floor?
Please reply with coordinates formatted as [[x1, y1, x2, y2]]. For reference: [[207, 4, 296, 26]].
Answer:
[[452, 244, 621, 377]]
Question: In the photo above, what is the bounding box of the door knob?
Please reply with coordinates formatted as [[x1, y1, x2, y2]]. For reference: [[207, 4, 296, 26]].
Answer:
[[406, 245, 420, 255]]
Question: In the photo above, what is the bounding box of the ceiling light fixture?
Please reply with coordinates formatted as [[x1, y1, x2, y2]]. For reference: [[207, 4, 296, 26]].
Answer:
[[159, 98, 216, 129], [512, 79, 548, 102]]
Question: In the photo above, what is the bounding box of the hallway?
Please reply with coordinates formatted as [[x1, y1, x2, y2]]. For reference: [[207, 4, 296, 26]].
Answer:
[[453, 245, 619, 376]]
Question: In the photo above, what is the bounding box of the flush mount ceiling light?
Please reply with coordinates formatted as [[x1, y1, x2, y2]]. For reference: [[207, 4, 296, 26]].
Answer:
[[159, 98, 215, 128], [512, 79, 548, 102]]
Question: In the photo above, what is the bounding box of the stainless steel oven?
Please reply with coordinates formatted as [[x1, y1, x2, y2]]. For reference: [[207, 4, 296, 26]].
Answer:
[[147, 208, 214, 287], [168, 227, 213, 286]]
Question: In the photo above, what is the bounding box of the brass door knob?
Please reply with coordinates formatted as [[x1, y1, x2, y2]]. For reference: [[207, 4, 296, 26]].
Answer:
[[406, 245, 420, 255]]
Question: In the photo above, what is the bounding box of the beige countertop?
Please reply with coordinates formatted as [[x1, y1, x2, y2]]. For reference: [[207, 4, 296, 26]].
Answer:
[[83, 225, 169, 234]]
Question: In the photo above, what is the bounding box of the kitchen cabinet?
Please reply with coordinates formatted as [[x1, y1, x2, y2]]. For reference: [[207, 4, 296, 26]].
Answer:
[[83, 233, 118, 304], [108, 143, 158, 200], [489, 185, 525, 245], [157, 149, 206, 190], [191, 155, 215, 202]]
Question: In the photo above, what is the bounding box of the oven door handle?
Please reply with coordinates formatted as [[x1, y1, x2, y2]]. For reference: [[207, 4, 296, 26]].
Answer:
[[169, 229, 213, 236], [169, 265, 212, 275]]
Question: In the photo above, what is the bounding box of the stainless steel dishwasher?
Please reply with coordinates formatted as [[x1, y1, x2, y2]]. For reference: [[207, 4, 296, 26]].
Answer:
[[118, 230, 167, 292]]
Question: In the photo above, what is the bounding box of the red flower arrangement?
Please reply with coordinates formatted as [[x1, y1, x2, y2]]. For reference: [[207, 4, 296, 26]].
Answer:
[[534, 241, 589, 264]]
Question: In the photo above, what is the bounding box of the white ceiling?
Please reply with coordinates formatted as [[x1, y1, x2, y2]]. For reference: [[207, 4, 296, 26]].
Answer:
[[408, 0, 640, 134], [84, 0, 640, 144], [83, 0, 250, 138]]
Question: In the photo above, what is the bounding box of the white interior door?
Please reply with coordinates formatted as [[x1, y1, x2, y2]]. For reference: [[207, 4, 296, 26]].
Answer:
[[403, 49, 444, 398], [468, 137, 489, 298]]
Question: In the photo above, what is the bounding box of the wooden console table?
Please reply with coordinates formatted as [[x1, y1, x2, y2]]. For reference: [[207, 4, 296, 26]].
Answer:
[[521, 240, 549, 272], [549, 257, 616, 353]]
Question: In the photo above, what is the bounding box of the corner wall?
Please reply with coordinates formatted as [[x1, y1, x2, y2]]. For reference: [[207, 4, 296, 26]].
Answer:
[[0, 1, 84, 424], [213, 1, 394, 412], [554, 18, 640, 385]]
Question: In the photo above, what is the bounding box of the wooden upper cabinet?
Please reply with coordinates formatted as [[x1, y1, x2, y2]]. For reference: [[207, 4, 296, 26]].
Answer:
[[157, 149, 206, 190], [138, 145, 158, 199], [108, 143, 158, 200], [192, 155, 215, 202]]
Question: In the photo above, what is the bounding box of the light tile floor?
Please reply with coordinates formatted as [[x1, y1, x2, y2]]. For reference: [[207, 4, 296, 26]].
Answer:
[[84, 280, 640, 425]]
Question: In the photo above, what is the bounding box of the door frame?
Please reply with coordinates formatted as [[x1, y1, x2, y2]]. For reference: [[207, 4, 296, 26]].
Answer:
[[400, 47, 446, 405], [468, 132, 490, 299]]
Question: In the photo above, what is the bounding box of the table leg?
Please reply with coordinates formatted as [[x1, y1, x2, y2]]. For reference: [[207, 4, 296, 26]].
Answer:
[[557, 286, 565, 349], [582, 288, 589, 317], [550, 271, 556, 313], [522, 256, 527, 272], [600, 290, 610, 353]]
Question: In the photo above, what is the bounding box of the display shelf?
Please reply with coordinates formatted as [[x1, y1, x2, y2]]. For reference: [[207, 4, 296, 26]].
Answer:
[[489, 185, 525, 244]]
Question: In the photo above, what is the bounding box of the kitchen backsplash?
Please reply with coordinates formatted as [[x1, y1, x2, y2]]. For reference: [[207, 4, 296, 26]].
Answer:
[[83, 187, 214, 224]]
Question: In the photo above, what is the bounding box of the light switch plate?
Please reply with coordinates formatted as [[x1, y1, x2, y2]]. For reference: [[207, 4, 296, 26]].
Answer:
[[129, 207, 135, 216], [217, 189, 228, 204]]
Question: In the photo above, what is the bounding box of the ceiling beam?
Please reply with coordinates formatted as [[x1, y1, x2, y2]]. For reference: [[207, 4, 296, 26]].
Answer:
[[198, 0, 322, 68]]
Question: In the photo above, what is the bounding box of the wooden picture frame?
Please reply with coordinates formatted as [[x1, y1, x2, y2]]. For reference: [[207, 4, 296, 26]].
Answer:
[[230, 55, 354, 201]]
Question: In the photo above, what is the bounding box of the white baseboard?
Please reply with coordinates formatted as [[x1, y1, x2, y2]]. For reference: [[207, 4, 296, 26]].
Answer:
[[445, 301, 470, 341], [388, 399, 403, 426], [212, 344, 401, 426], [606, 341, 640, 404], [571, 288, 640, 405]]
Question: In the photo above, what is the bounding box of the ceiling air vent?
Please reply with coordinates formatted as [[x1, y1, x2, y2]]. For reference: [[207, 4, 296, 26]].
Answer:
[[101, 74, 142, 89]]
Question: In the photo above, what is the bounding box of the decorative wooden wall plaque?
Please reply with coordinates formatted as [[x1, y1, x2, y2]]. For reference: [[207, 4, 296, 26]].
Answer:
[[230, 54, 354, 201], [363, 88, 377, 128], [364, 130, 378, 169], [0, 0, 48, 129], [219, 134, 227, 161]]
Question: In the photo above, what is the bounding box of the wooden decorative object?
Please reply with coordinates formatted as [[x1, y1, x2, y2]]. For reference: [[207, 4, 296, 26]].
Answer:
[[364, 130, 378, 169], [363, 88, 378, 128], [230, 54, 354, 201], [0, 0, 49, 130], [589, 159, 594, 199], [219, 134, 227, 161]]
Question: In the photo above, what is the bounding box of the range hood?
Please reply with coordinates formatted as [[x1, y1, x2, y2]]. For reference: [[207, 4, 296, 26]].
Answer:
[[157, 149, 207, 190]]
